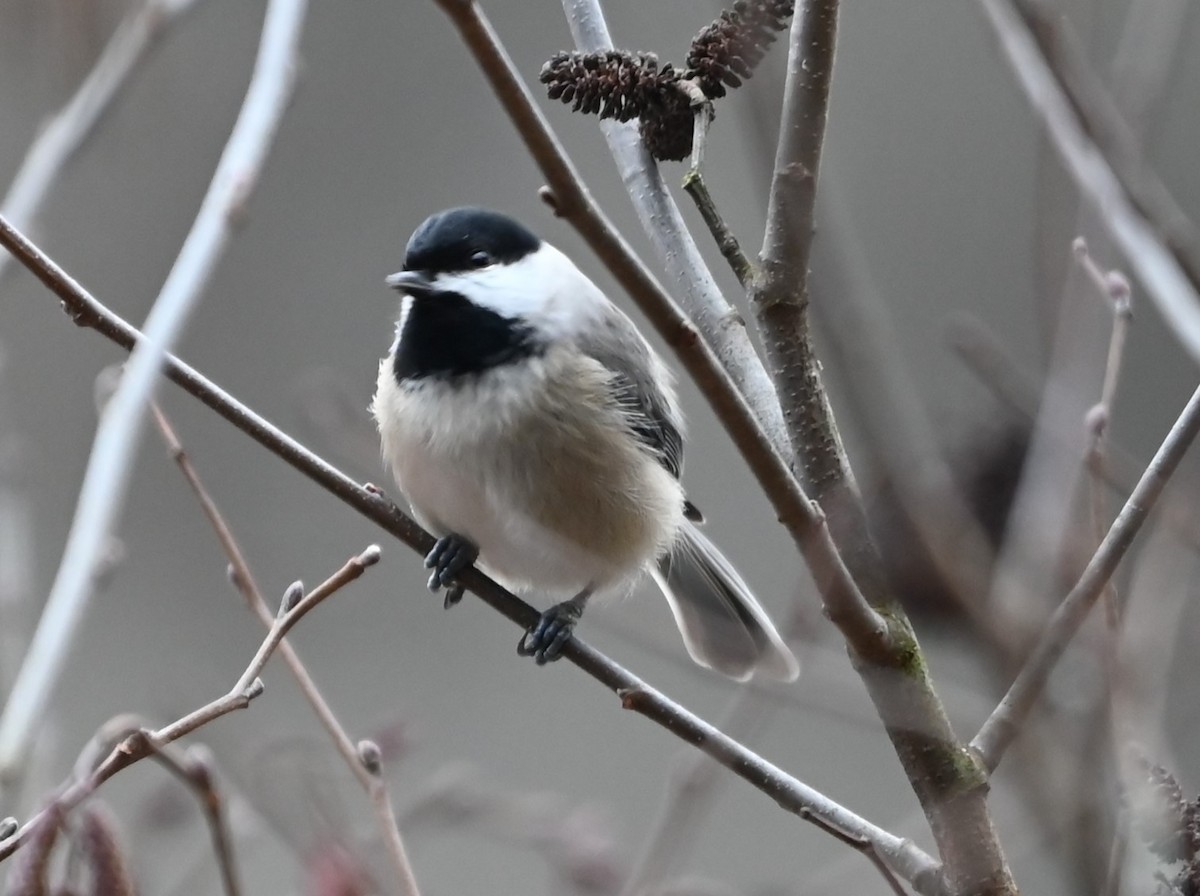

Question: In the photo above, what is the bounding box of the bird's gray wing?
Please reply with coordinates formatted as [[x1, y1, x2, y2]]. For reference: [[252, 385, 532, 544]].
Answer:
[[576, 307, 687, 483]]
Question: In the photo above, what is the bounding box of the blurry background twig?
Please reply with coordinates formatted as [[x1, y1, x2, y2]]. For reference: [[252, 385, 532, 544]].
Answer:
[[0, 0, 307, 780]]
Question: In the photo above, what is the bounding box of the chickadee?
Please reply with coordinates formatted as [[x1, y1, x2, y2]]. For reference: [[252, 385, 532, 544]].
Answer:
[[371, 207, 798, 682]]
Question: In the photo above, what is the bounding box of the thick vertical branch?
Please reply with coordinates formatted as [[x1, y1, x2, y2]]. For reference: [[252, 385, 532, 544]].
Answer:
[[749, 4, 1016, 895]]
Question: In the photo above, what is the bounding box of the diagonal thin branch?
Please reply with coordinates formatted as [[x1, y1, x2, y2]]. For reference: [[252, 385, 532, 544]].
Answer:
[[972, 379, 1200, 771], [0, 545, 379, 865], [0, 0, 308, 779], [0, 218, 940, 896], [148, 405, 421, 896]]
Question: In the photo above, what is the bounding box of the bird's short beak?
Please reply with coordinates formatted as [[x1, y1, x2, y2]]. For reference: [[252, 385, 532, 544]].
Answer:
[[385, 270, 435, 297]]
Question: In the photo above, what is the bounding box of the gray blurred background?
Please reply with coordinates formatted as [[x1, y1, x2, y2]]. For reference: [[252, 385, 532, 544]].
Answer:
[[2, 0, 1199, 893]]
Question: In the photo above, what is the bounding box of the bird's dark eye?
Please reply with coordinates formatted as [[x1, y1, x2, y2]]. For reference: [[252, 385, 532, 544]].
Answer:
[[469, 250, 492, 268]]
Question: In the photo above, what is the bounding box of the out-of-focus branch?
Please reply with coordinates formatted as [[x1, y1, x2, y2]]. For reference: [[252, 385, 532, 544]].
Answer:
[[0, 221, 939, 894], [430, 0, 888, 650], [148, 405, 422, 896], [1110, 0, 1190, 133], [977, 0, 1200, 364], [134, 740, 243, 896], [620, 668, 782, 896], [0, 0, 308, 779], [0, 545, 380, 865], [558, 0, 792, 463], [972, 380, 1200, 771], [0, 688, 262, 864], [1019, 2, 1200, 297], [0, 0, 207, 282], [949, 315, 1200, 556], [232, 547, 381, 696]]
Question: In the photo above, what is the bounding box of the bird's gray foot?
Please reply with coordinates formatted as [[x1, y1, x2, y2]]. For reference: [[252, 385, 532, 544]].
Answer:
[[424, 534, 477, 608], [518, 590, 591, 665]]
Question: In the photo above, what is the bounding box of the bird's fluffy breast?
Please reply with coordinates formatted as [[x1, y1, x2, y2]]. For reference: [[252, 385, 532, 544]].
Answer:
[[372, 345, 684, 594]]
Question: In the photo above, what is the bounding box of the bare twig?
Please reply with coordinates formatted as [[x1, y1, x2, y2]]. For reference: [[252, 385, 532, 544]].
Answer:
[[676, 81, 754, 288], [0, 0, 308, 778], [1075, 240, 1134, 631], [0, 545, 378, 866], [147, 405, 422, 896], [558, 0, 792, 461], [130, 739, 242, 896], [972, 380, 1200, 771], [681, 168, 753, 289], [0, 0, 207, 282], [428, 0, 888, 650], [0, 687, 261, 864], [233, 546, 381, 695], [1074, 239, 1134, 431], [357, 740, 421, 896], [0, 221, 940, 894], [977, 0, 1200, 363]]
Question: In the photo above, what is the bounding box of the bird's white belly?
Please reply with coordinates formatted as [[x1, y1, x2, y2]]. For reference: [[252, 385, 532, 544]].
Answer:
[[395, 447, 611, 593], [373, 351, 683, 597]]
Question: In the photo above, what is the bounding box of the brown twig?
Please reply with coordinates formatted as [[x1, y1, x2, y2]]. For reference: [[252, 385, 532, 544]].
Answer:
[[0, 687, 261, 864], [0, 218, 940, 893], [233, 546, 381, 695], [147, 404, 422, 896], [0, 545, 379, 865]]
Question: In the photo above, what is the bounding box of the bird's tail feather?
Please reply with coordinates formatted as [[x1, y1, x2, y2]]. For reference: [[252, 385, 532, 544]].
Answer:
[[652, 521, 799, 682]]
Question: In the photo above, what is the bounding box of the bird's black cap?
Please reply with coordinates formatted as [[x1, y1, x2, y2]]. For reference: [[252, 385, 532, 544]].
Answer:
[[404, 207, 541, 275]]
